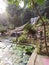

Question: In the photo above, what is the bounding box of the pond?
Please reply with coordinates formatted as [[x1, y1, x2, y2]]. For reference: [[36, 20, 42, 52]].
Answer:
[[0, 37, 34, 65]]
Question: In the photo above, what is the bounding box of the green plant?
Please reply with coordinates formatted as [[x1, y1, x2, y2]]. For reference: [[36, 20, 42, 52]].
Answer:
[[12, 38, 16, 43], [24, 23, 37, 36], [25, 46, 35, 55], [24, 23, 33, 31], [18, 34, 27, 43]]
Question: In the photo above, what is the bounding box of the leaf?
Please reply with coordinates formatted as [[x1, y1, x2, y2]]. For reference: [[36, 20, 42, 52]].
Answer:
[[7, 0, 13, 4], [7, 0, 20, 6], [15, 2, 19, 6], [37, 0, 45, 5], [13, 0, 19, 6]]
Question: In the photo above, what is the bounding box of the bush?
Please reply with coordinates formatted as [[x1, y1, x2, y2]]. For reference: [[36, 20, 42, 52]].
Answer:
[[12, 38, 16, 43], [18, 34, 27, 43], [24, 23, 33, 31], [25, 46, 35, 55], [24, 23, 37, 36]]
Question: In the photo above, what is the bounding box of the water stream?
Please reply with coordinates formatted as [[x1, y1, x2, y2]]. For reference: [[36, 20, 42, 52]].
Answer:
[[0, 37, 30, 65]]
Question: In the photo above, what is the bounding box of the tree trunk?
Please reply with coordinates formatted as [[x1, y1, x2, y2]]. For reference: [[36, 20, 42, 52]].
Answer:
[[32, 0, 48, 54], [43, 23, 48, 54]]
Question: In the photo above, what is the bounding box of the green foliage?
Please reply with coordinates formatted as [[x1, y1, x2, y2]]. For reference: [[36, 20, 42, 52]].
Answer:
[[24, 23, 37, 36], [7, 0, 12, 3], [18, 34, 27, 43], [24, 0, 45, 9], [46, 31, 49, 37], [12, 38, 16, 43], [7, 0, 19, 6], [12, 44, 35, 55], [23, 30, 27, 34], [25, 46, 35, 55], [7, 0, 45, 7], [37, 0, 45, 5], [24, 23, 33, 31]]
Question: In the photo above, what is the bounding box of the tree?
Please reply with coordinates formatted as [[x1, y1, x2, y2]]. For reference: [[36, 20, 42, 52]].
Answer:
[[6, 4, 24, 27], [7, 0, 48, 54], [23, 8, 32, 24], [44, 0, 49, 19]]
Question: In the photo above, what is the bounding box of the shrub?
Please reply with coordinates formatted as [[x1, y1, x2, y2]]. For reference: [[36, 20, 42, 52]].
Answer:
[[24, 23, 37, 36], [25, 46, 35, 55], [12, 38, 16, 43], [18, 34, 27, 43], [24, 23, 33, 31]]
